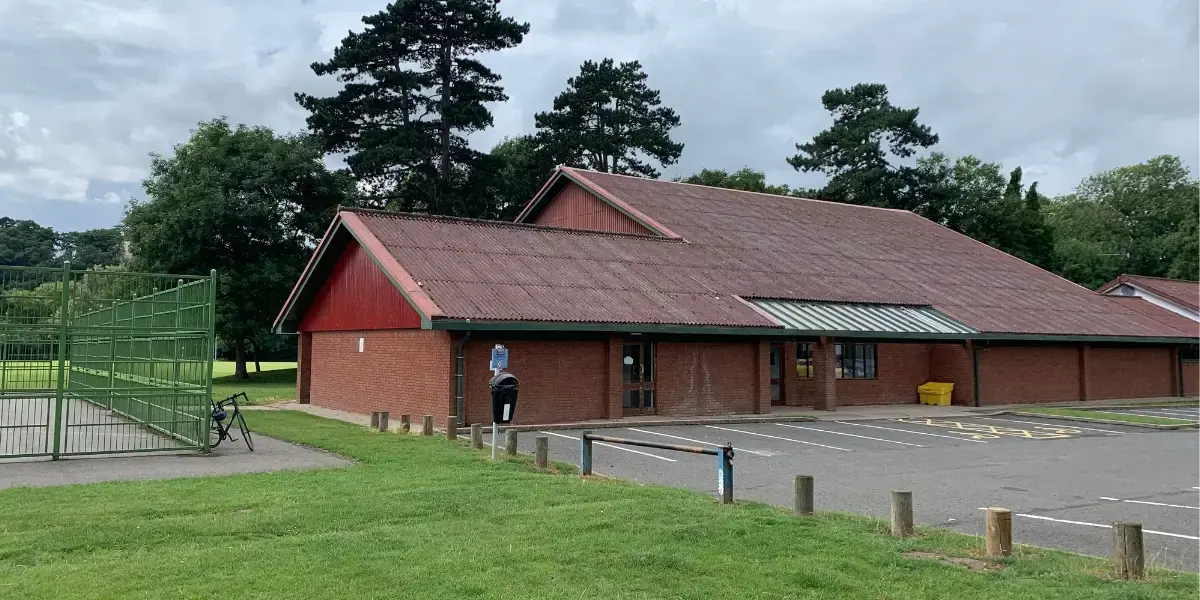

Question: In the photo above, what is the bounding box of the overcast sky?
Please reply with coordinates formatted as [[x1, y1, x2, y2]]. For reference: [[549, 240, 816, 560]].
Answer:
[[1, 0, 1196, 232]]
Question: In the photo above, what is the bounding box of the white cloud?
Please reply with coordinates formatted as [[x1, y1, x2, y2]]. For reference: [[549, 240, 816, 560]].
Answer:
[[0, 0, 1195, 232]]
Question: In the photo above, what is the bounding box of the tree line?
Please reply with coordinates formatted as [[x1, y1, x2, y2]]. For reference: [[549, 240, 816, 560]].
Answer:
[[29, 0, 1187, 379]]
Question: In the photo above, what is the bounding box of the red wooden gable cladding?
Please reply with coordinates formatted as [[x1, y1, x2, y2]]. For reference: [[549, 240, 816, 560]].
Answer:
[[298, 239, 423, 332], [533, 181, 653, 235]]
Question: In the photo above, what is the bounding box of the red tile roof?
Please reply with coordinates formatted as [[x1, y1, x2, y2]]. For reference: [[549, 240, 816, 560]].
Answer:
[[1098, 274, 1200, 312], [1106, 297, 1199, 338]]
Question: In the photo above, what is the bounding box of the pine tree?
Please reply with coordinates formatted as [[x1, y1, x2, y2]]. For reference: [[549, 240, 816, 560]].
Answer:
[[297, 0, 528, 215], [535, 59, 683, 178]]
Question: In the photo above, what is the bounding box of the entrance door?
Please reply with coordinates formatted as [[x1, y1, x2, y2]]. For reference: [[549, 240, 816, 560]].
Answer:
[[770, 343, 784, 405], [622, 342, 656, 416]]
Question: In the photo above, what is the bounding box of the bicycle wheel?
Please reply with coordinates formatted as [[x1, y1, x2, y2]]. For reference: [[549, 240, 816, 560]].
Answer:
[[209, 424, 224, 448], [235, 412, 254, 451]]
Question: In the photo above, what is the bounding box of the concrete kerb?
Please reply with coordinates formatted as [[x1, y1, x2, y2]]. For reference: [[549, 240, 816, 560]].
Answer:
[[1003, 410, 1200, 431], [451, 414, 821, 434]]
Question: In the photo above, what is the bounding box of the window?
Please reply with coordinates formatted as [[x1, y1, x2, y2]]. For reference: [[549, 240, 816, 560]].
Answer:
[[795, 342, 813, 379], [835, 342, 877, 379]]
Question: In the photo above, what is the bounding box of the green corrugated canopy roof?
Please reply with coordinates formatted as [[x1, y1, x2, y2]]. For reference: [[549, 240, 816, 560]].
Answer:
[[749, 299, 978, 337]]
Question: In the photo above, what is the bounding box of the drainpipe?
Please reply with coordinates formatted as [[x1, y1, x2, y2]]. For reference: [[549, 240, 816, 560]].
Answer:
[[455, 331, 471, 426], [1178, 346, 1186, 398], [971, 341, 981, 408]]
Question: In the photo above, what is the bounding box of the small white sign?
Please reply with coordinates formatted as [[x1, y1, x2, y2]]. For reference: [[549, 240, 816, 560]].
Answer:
[[358, 337, 364, 353], [623, 356, 634, 365], [502, 403, 511, 421]]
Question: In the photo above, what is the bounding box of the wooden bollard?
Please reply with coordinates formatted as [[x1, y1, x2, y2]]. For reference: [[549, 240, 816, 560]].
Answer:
[[505, 429, 518, 456], [446, 416, 457, 441], [399, 414, 411, 433], [985, 508, 1012, 556], [890, 490, 914, 538], [370, 411, 380, 429], [421, 415, 433, 436], [794, 475, 814, 516], [1113, 522, 1145, 579], [377, 411, 389, 432], [470, 424, 483, 449], [535, 436, 548, 469]]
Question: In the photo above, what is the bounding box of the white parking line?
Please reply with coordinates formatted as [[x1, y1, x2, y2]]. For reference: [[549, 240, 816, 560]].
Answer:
[[1099, 496, 1200, 510], [973, 416, 1122, 434], [705, 425, 851, 452], [625, 428, 772, 456], [834, 421, 989, 444], [774, 423, 924, 447], [976, 509, 1199, 540], [1146, 408, 1200, 417], [539, 431, 677, 462]]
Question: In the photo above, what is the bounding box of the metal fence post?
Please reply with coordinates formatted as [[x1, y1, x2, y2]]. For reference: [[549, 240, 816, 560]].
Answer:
[[51, 261, 71, 460], [106, 301, 117, 409], [580, 432, 593, 475], [200, 270, 216, 453], [718, 443, 734, 504]]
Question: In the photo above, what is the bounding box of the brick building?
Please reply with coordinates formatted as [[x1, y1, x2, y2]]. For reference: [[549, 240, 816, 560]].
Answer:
[[274, 167, 1199, 427]]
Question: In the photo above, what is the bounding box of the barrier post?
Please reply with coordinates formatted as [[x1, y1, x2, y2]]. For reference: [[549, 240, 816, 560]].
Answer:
[[400, 414, 411, 433], [535, 436, 548, 469], [717, 444, 734, 504], [505, 429, 518, 456], [370, 412, 380, 429], [580, 432, 593, 475], [891, 490, 914, 538], [1113, 522, 1145, 579], [377, 411, 389, 432], [985, 507, 1012, 557], [795, 475, 814, 516], [445, 416, 457, 440], [470, 423, 483, 449], [421, 415, 433, 436]]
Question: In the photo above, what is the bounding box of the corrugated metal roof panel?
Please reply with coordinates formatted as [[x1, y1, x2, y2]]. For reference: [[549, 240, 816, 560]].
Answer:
[[750, 299, 978, 336]]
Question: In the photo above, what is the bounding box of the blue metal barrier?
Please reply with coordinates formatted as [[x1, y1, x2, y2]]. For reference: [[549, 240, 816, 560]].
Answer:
[[579, 431, 735, 504]]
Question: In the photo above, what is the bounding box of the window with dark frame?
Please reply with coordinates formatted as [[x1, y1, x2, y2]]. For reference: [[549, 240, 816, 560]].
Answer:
[[795, 342, 813, 379], [835, 342, 877, 379]]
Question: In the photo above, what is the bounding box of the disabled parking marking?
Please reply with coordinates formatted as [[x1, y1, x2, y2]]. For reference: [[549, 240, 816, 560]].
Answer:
[[539, 431, 677, 462], [895, 418, 1078, 440], [704, 425, 852, 452], [774, 423, 925, 447], [1099, 496, 1200, 510], [833, 420, 989, 444], [625, 428, 774, 457], [974, 416, 1122, 435], [976, 509, 1200, 540]]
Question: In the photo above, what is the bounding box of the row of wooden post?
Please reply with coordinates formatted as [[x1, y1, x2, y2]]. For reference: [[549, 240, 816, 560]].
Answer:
[[370, 412, 551, 469], [792, 475, 1144, 579]]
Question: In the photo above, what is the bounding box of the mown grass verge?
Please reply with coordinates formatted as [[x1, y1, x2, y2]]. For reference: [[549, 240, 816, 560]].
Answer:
[[1020, 406, 1196, 426]]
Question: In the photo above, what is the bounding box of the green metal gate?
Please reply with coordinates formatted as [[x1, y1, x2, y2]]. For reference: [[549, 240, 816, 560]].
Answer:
[[0, 264, 216, 459]]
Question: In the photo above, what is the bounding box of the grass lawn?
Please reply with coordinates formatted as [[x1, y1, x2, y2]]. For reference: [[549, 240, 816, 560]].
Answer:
[[0, 411, 1194, 599], [211, 360, 296, 405], [1021, 406, 1196, 426]]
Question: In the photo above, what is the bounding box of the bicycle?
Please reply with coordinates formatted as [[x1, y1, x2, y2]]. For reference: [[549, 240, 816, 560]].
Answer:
[[210, 392, 254, 451]]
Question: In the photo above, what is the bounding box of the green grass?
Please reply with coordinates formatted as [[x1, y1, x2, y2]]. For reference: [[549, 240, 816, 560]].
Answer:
[[1021, 406, 1197, 426], [0, 411, 1194, 599], [211, 360, 296, 405]]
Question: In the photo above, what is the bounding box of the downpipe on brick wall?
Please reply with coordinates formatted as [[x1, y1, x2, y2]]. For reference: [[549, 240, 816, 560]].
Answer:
[[455, 331, 471, 426]]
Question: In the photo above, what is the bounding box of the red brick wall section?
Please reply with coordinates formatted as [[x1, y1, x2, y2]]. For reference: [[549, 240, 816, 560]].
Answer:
[[928, 343, 975, 406], [654, 341, 759, 417], [788, 342, 929, 407], [297, 332, 313, 403], [309, 329, 452, 423], [755, 340, 771, 414], [1184, 361, 1199, 397], [977, 346, 1079, 405], [1087, 347, 1173, 400], [460, 339, 608, 426]]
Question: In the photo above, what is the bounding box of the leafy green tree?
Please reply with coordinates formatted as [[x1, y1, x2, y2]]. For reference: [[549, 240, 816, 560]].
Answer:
[[789, 83, 938, 209], [0, 217, 57, 267], [678, 168, 797, 195], [124, 118, 356, 380], [297, 0, 528, 215], [1047, 155, 1198, 288], [490, 135, 557, 219], [535, 58, 683, 178], [57, 228, 125, 269]]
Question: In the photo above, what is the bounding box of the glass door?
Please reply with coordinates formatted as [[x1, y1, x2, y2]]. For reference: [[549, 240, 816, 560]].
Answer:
[[770, 343, 783, 405], [622, 342, 656, 416]]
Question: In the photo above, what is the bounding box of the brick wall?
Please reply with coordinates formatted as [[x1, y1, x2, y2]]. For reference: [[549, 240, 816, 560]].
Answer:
[[654, 340, 761, 416], [786, 342, 930, 407], [309, 329, 452, 423], [297, 332, 312, 403], [460, 338, 608, 426], [928, 343, 975, 406], [977, 346, 1078, 405], [1087, 347, 1173, 400], [1185, 361, 1199, 397]]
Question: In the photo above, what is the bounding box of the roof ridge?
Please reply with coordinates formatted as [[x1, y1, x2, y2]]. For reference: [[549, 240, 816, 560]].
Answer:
[[563, 166, 914, 214], [342, 207, 685, 242], [1120, 273, 1200, 284]]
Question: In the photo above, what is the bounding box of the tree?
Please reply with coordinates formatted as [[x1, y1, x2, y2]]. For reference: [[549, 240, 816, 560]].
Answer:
[[535, 58, 683, 178], [297, 0, 528, 215], [58, 228, 125, 268], [1046, 155, 1198, 288], [0, 218, 57, 267], [788, 83, 938, 209], [124, 118, 356, 380], [490, 135, 556, 219], [678, 168, 797, 196]]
